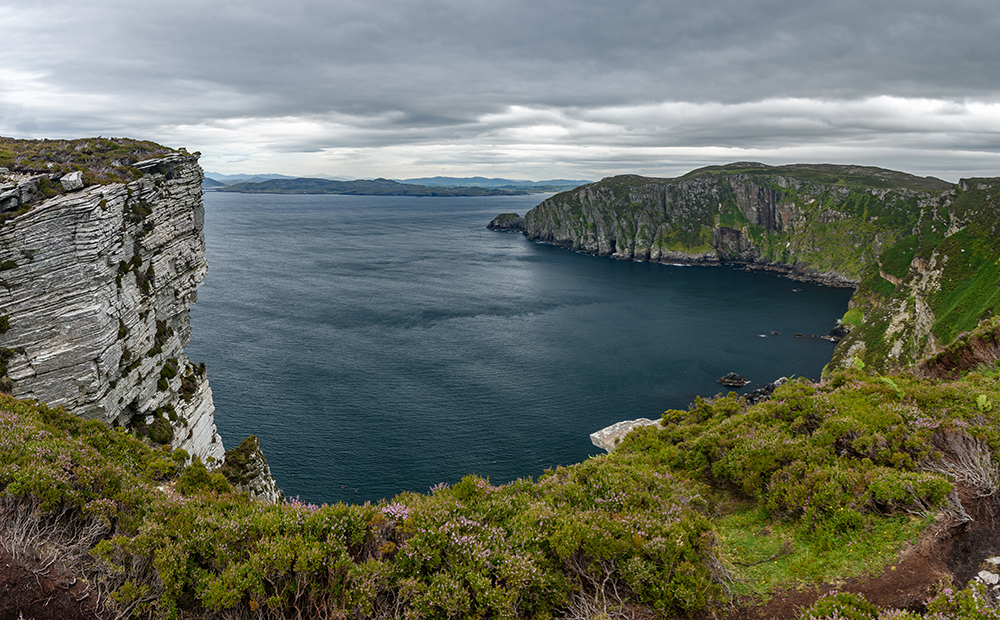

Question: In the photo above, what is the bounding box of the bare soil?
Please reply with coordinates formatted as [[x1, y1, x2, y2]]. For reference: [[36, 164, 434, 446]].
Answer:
[[0, 548, 99, 620]]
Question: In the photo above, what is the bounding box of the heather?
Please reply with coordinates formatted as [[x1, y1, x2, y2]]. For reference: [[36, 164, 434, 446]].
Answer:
[[6, 350, 1000, 617]]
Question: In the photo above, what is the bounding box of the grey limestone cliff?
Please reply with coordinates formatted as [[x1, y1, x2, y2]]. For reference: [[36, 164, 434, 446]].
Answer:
[[0, 153, 224, 463], [521, 165, 952, 287]]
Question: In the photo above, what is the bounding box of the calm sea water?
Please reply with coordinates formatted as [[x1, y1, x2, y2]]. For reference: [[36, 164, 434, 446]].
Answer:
[[187, 192, 853, 505]]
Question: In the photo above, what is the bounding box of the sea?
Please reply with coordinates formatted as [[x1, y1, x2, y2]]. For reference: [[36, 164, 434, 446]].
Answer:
[[186, 192, 854, 505]]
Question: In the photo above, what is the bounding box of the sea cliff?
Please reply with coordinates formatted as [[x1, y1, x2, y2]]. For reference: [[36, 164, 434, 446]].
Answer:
[[0, 148, 224, 463], [501, 163, 1000, 372]]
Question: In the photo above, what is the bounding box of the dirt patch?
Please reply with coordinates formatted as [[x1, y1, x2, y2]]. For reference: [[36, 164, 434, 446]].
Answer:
[[717, 485, 1000, 619], [0, 548, 99, 620]]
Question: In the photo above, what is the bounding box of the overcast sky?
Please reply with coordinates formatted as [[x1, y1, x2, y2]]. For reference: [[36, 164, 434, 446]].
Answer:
[[2, 0, 999, 181]]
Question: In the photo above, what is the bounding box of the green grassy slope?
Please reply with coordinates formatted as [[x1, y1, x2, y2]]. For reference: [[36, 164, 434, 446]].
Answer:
[[7, 335, 1000, 619]]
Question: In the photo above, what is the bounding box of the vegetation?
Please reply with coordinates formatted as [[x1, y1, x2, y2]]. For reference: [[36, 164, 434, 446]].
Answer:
[[6, 342, 1000, 618], [4, 154, 1000, 616], [0, 137, 175, 185], [526, 165, 1000, 373]]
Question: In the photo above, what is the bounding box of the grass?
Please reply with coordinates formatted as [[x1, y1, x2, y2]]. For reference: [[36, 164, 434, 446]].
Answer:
[[6, 348, 1000, 617], [0, 137, 174, 185], [716, 505, 931, 600]]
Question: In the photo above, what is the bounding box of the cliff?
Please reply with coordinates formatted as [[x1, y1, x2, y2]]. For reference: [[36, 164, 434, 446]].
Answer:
[[507, 163, 1000, 372], [0, 148, 224, 463]]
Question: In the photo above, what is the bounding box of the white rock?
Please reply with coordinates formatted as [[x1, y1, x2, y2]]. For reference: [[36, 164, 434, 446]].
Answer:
[[0, 156, 225, 466], [60, 171, 84, 191], [590, 418, 659, 452], [979, 570, 1000, 585]]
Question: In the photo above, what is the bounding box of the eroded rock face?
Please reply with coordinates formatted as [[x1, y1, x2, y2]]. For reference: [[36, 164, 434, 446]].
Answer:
[[221, 435, 283, 503], [0, 153, 224, 464]]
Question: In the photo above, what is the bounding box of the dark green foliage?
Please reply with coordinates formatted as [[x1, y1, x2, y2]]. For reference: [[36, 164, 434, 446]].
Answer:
[[0, 260, 17, 270], [0, 315, 9, 334], [147, 416, 173, 445], [219, 435, 264, 487], [35, 175, 60, 199], [147, 321, 172, 357], [127, 198, 153, 222], [879, 234, 919, 279], [157, 404, 178, 422], [175, 457, 231, 495]]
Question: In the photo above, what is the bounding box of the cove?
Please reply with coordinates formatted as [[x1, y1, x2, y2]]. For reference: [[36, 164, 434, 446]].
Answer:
[[187, 192, 853, 504]]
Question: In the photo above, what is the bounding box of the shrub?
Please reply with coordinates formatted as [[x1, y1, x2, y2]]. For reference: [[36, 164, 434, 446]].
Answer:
[[799, 591, 877, 619], [176, 458, 231, 496]]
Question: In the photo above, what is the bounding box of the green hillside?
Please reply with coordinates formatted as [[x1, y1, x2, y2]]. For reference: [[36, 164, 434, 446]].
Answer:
[[522, 164, 1000, 373]]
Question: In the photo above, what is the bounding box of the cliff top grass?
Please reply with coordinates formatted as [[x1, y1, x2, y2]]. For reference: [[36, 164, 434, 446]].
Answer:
[[6, 345, 1000, 618], [680, 162, 954, 192], [0, 136, 177, 185]]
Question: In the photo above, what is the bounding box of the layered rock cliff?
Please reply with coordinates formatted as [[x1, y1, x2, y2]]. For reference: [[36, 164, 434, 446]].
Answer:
[[0, 151, 224, 463], [502, 163, 1000, 372]]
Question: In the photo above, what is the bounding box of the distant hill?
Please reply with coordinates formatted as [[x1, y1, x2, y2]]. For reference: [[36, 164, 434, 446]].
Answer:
[[403, 176, 591, 192], [204, 172, 300, 184], [215, 177, 529, 196], [202, 177, 226, 188]]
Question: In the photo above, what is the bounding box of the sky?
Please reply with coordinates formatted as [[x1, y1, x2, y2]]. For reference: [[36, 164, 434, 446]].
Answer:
[[2, 0, 1000, 182]]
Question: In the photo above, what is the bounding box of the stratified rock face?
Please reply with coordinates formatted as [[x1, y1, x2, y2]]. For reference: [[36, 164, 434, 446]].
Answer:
[[521, 167, 951, 287], [0, 154, 224, 464], [221, 435, 283, 503]]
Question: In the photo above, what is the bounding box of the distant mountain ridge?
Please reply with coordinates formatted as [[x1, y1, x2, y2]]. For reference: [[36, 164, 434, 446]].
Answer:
[[203, 172, 591, 193], [401, 176, 591, 191], [214, 177, 530, 196]]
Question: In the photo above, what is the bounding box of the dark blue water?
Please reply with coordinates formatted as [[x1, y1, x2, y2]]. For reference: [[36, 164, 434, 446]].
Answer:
[[187, 192, 853, 505]]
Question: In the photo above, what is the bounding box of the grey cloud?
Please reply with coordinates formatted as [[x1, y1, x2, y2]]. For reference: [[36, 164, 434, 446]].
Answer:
[[2, 0, 1000, 178]]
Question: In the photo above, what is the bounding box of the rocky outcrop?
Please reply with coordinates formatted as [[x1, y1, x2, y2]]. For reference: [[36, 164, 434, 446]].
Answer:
[[486, 212, 525, 231], [915, 316, 1000, 380], [0, 153, 224, 464], [718, 372, 750, 387], [590, 418, 659, 452], [220, 435, 283, 502]]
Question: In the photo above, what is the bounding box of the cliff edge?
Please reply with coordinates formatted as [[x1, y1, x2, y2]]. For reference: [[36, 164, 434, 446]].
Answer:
[[0, 146, 224, 463], [496, 163, 1000, 372]]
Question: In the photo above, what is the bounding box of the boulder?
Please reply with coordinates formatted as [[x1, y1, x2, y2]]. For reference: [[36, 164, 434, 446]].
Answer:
[[60, 171, 84, 191], [719, 372, 750, 387], [590, 418, 659, 452]]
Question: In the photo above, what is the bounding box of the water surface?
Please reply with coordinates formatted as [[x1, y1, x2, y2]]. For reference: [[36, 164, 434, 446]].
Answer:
[[187, 192, 853, 504]]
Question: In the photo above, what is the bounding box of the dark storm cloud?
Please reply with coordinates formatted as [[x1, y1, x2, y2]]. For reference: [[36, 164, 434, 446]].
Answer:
[[2, 0, 1000, 178]]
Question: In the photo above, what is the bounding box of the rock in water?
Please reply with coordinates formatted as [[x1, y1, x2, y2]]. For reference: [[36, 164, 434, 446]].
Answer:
[[719, 372, 750, 387], [590, 418, 659, 452], [487, 212, 525, 231]]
